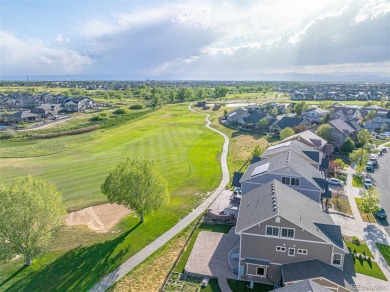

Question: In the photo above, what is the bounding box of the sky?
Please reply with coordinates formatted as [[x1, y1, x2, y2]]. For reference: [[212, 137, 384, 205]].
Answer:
[[0, 0, 389, 80]]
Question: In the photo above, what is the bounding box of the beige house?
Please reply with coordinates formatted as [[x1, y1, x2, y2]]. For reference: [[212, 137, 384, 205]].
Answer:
[[235, 180, 355, 291]]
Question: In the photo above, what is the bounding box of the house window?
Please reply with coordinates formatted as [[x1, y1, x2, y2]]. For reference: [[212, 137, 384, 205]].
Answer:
[[266, 226, 279, 237], [333, 253, 342, 266], [281, 177, 300, 186], [281, 228, 295, 238], [297, 249, 308, 255], [256, 267, 266, 276], [291, 178, 300, 186], [288, 248, 295, 256], [276, 246, 286, 252]]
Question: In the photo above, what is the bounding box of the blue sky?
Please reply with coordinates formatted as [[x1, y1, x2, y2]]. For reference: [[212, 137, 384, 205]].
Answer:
[[1, 0, 389, 79]]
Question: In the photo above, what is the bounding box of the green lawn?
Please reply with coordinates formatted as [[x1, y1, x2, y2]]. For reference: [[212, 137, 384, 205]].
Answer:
[[345, 241, 386, 280], [174, 223, 233, 273], [345, 241, 373, 258], [227, 279, 273, 292], [0, 104, 224, 291], [376, 243, 390, 266], [330, 196, 353, 215], [352, 175, 363, 188], [353, 257, 387, 281], [355, 198, 376, 223]]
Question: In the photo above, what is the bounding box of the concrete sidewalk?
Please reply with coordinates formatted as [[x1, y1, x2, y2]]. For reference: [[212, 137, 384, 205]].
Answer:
[[344, 165, 390, 282], [89, 106, 231, 292]]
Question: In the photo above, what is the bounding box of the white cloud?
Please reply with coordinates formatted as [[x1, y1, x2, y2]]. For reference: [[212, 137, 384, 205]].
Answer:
[[0, 31, 91, 75], [53, 34, 70, 45]]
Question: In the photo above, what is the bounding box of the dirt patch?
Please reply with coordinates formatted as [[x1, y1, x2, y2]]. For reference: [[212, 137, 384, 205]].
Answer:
[[65, 203, 130, 232]]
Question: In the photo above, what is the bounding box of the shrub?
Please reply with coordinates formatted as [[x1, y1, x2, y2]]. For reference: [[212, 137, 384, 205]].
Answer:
[[0, 128, 17, 139], [113, 108, 128, 115], [129, 104, 144, 110], [352, 236, 360, 245], [367, 257, 372, 264], [359, 254, 363, 261], [353, 248, 357, 254], [32, 125, 100, 139], [90, 112, 110, 121]]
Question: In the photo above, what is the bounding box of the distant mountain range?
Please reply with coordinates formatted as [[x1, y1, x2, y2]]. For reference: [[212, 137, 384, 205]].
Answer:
[[1, 72, 389, 82]]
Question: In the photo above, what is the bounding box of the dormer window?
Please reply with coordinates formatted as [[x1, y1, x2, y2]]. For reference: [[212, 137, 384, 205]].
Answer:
[[281, 177, 300, 186]]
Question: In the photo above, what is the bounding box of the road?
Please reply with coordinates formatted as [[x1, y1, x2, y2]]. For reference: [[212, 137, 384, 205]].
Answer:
[[372, 148, 390, 236], [89, 105, 230, 292]]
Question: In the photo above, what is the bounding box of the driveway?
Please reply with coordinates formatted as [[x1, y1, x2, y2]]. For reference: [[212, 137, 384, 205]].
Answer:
[[372, 150, 390, 236]]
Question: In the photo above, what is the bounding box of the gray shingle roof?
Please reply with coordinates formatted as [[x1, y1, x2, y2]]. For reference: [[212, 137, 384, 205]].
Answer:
[[329, 119, 355, 134], [281, 130, 327, 148], [262, 140, 321, 164], [241, 151, 325, 191], [242, 112, 269, 124], [282, 259, 355, 290], [236, 180, 346, 250], [7, 111, 40, 119], [274, 116, 307, 129], [273, 279, 332, 292]]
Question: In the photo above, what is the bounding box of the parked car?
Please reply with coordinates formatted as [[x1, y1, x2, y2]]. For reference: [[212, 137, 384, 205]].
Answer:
[[369, 157, 378, 167], [366, 162, 375, 172], [364, 179, 373, 188], [327, 178, 344, 186], [233, 187, 241, 195], [377, 133, 390, 140], [374, 205, 387, 219]]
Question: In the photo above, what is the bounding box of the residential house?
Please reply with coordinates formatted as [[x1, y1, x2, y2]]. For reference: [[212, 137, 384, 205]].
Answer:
[[261, 140, 323, 170], [329, 105, 361, 122], [1, 111, 42, 124], [239, 151, 330, 203], [32, 104, 61, 118], [269, 116, 311, 135], [364, 110, 390, 131], [238, 112, 276, 131], [226, 108, 249, 124], [302, 108, 330, 123], [329, 119, 357, 147], [280, 130, 333, 158], [235, 180, 354, 291]]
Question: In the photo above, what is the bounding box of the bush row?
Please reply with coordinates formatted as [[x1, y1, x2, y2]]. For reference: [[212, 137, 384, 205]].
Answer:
[[32, 125, 100, 139]]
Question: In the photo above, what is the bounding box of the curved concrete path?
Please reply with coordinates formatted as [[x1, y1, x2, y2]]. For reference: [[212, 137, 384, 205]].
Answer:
[[89, 105, 230, 292]]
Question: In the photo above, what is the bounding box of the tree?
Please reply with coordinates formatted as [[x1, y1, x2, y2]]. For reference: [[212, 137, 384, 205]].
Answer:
[[101, 158, 169, 223], [364, 110, 376, 121], [349, 148, 369, 173], [320, 114, 331, 124], [318, 101, 332, 109], [177, 88, 194, 102], [357, 129, 371, 147], [0, 175, 66, 266], [214, 86, 229, 98], [252, 145, 265, 157], [293, 101, 308, 116], [341, 137, 356, 153], [328, 159, 348, 175], [315, 124, 333, 142], [257, 118, 268, 132], [359, 188, 380, 221], [280, 127, 295, 140], [293, 125, 307, 134], [269, 107, 278, 116]]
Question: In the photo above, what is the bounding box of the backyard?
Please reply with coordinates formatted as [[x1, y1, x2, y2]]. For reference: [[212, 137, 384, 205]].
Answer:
[[0, 104, 224, 291]]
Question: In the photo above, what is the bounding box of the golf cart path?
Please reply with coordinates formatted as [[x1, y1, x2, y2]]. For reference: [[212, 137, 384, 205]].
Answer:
[[89, 104, 230, 292]]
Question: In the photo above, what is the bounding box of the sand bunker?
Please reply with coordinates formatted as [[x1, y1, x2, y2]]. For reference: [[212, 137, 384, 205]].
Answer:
[[65, 203, 130, 231]]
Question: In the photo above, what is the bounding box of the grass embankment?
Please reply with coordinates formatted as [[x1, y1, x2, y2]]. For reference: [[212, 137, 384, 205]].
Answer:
[[0, 104, 224, 291], [345, 240, 387, 280], [201, 106, 278, 180]]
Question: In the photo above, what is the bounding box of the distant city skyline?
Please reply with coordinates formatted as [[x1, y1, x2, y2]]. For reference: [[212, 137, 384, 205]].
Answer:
[[1, 0, 389, 81]]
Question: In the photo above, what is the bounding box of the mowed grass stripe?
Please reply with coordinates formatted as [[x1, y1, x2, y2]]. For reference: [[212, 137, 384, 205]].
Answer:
[[0, 105, 223, 211]]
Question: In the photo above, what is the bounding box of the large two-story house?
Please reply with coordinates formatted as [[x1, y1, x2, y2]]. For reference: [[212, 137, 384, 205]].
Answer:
[[329, 105, 361, 122], [269, 116, 312, 135], [329, 119, 357, 147], [261, 140, 322, 170], [240, 151, 330, 203], [302, 108, 330, 123], [235, 180, 355, 291], [280, 130, 333, 158]]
